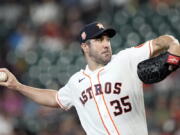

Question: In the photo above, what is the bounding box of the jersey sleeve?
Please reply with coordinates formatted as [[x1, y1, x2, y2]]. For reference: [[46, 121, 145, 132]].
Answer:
[[129, 40, 153, 79], [128, 40, 153, 66], [115, 40, 153, 79], [116, 40, 153, 64], [56, 79, 74, 111]]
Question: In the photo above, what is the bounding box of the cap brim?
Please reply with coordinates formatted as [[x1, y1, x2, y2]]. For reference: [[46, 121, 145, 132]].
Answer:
[[90, 28, 116, 39]]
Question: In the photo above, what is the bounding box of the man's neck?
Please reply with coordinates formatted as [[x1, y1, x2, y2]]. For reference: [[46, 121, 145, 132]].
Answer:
[[85, 56, 105, 71], [86, 59, 105, 71], [87, 63, 104, 71]]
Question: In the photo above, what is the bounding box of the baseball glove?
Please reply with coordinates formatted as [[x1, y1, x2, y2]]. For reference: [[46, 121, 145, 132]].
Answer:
[[137, 52, 180, 84]]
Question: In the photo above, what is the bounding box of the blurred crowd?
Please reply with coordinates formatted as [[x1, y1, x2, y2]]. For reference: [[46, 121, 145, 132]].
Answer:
[[0, 0, 180, 135]]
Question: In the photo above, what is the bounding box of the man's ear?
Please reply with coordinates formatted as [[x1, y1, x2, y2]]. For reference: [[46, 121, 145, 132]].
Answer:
[[81, 43, 89, 54]]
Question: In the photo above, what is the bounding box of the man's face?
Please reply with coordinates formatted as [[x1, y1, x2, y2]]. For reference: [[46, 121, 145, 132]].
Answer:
[[86, 35, 112, 65]]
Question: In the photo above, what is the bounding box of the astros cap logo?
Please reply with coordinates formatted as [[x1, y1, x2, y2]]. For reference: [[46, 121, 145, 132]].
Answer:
[[96, 23, 104, 29]]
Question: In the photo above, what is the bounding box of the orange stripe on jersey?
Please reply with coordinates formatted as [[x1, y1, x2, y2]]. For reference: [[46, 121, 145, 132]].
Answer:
[[97, 69, 121, 135], [134, 43, 144, 48], [56, 93, 70, 111], [83, 71, 111, 135]]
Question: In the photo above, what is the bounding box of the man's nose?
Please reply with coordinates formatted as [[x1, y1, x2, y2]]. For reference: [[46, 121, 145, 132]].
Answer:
[[103, 42, 110, 48]]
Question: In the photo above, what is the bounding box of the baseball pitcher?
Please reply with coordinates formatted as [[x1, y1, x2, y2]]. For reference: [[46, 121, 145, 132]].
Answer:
[[0, 22, 180, 135]]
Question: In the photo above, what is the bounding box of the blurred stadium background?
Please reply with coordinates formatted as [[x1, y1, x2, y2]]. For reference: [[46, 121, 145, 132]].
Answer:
[[0, 0, 179, 135]]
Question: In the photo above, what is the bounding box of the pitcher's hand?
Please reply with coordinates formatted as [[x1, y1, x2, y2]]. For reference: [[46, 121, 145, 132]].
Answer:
[[0, 68, 21, 90]]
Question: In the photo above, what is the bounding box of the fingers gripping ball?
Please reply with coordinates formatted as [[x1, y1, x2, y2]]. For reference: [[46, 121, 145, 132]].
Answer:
[[0, 72, 8, 82]]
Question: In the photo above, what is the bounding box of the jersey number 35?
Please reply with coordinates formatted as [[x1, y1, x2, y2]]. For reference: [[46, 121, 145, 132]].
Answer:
[[110, 96, 132, 116]]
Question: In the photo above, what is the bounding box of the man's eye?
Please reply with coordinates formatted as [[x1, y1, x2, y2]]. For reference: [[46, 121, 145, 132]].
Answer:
[[106, 38, 110, 41], [96, 38, 102, 41]]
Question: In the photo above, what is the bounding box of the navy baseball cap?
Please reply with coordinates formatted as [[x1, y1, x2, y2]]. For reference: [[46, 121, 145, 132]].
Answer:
[[79, 22, 116, 44]]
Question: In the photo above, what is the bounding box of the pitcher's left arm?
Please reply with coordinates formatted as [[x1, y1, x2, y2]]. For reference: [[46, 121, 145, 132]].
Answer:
[[137, 35, 180, 84]]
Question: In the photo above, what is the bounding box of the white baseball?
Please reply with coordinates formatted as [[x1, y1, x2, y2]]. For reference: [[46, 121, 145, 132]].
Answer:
[[0, 72, 8, 82]]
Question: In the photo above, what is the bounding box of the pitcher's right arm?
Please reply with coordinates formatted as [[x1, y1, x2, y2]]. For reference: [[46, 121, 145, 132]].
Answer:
[[0, 68, 59, 108]]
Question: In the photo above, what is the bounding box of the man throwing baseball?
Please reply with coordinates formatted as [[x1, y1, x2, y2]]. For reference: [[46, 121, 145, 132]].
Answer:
[[0, 22, 180, 135]]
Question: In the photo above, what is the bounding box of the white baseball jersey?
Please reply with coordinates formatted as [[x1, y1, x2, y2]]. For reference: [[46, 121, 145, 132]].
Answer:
[[56, 40, 153, 135]]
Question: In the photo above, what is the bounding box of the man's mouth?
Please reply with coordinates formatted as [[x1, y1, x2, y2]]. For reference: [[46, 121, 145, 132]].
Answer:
[[102, 50, 110, 54]]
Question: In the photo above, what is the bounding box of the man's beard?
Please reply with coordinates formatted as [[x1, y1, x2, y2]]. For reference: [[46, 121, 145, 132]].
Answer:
[[92, 53, 112, 65]]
